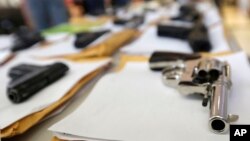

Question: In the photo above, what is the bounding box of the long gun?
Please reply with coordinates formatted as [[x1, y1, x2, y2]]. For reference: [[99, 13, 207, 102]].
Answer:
[[149, 52, 238, 134], [7, 62, 69, 103]]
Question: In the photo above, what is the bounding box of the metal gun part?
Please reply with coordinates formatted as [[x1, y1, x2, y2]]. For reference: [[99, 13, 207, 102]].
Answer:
[[162, 59, 238, 134]]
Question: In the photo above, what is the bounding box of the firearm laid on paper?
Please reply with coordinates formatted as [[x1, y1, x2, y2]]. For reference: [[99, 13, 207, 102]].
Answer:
[[74, 30, 110, 49], [7, 62, 69, 103], [150, 52, 239, 134], [11, 26, 45, 52], [157, 5, 211, 53]]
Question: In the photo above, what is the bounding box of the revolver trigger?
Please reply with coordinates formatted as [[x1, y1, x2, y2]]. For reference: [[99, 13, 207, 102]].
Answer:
[[202, 94, 209, 107], [228, 114, 239, 123], [202, 97, 208, 107]]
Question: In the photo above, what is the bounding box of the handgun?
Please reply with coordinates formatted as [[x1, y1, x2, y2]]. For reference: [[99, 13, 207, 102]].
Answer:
[[171, 5, 201, 22], [74, 30, 110, 49], [11, 27, 45, 52], [7, 62, 69, 103], [113, 15, 145, 28], [149, 52, 239, 133], [157, 5, 212, 52]]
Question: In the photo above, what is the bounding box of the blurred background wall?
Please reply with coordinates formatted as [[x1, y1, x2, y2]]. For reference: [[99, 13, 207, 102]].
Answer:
[[1, 0, 250, 32]]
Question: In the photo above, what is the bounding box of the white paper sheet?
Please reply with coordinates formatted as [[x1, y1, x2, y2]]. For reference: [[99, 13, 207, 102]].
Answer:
[[139, 3, 180, 31], [208, 25, 231, 52], [196, 2, 222, 27], [50, 52, 250, 141], [0, 50, 12, 65], [121, 26, 193, 56], [0, 35, 13, 49], [45, 33, 70, 43], [0, 56, 111, 129], [23, 35, 80, 57]]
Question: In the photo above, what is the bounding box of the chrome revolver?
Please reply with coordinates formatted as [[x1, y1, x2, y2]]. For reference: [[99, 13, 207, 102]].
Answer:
[[150, 52, 239, 134]]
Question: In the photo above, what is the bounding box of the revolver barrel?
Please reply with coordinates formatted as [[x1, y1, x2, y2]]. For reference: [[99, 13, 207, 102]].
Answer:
[[208, 63, 238, 133], [209, 79, 230, 134]]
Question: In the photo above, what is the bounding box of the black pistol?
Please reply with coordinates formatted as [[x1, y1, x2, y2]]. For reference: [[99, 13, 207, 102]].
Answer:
[[157, 5, 212, 52], [74, 30, 110, 48], [7, 62, 69, 103], [171, 5, 201, 22], [187, 22, 211, 52], [113, 15, 144, 28], [11, 27, 45, 52]]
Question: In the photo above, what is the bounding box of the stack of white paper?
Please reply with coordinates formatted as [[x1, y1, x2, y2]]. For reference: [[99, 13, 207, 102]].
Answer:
[[50, 52, 250, 141], [0, 56, 111, 129]]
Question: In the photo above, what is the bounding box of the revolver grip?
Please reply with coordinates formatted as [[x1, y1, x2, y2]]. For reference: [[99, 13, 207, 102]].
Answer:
[[149, 51, 201, 71]]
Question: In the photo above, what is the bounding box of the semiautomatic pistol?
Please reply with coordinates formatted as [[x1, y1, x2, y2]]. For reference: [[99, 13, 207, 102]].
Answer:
[[114, 15, 145, 28], [150, 52, 239, 134], [7, 62, 69, 103], [11, 26, 44, 52], [157, 5, 212, 53], [74, 30, 110, 49]]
